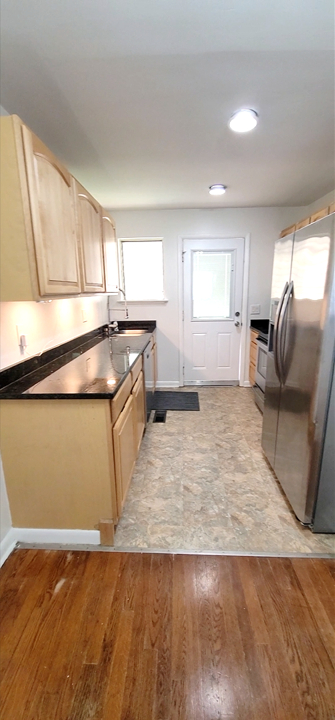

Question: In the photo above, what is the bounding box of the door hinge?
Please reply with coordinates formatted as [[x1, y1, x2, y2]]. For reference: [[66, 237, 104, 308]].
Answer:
[[182, 251, 186, 262]]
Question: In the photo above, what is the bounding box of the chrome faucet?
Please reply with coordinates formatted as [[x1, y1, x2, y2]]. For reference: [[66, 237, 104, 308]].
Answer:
[[117, 287, 129, 319]]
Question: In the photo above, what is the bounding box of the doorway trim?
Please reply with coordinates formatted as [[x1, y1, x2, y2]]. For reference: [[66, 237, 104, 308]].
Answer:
[[177, 234, 250, 387]]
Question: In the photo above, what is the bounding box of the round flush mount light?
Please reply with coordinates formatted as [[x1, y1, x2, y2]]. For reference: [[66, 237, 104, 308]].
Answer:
[[229, 108, 258, 133], [209, 184, 227, 196]]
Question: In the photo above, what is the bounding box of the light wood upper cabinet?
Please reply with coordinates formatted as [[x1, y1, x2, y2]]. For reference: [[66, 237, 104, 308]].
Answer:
[[0, 114, 119, 300], [102, 211, 119, 293], [75, 180, 105, 293], [22, 124, 82, 296], [1, 115, 79, 300]]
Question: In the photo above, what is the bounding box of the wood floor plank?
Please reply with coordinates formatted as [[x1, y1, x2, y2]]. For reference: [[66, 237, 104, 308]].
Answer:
[[230, 557, 273, 719], [0, 550, 334, 720], [220, 555, 265, 719], [0, 550, 83, 717], [292, 558, 335, 668], [144, 554, 173, 720], [17, 551, 91, 720], [310, 558, 335, 625], [248, 557, 309, 720], [170, 554, 189, 720], [260, 557, 334, 720], [119, 553, 159, 720], [236, 556, 269, 645]]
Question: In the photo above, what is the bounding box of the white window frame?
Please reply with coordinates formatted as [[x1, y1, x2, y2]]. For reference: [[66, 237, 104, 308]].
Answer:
[[118, 237, 167, 302]]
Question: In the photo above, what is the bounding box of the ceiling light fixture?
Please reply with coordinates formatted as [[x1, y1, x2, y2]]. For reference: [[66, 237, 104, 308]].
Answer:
[[209, 184, 227, 196], [229, 108, 258, 133]]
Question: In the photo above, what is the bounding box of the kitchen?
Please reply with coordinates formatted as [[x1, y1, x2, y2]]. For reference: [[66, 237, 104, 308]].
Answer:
[[0, 2, 334, 717]]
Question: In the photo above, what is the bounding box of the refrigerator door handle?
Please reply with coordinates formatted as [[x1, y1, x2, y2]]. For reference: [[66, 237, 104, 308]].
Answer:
[[278, 280, 294, 385], [274, 281, 288, 383]]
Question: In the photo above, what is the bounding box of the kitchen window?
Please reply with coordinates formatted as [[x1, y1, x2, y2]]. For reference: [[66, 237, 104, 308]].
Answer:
[[119, 237, 165, 301]]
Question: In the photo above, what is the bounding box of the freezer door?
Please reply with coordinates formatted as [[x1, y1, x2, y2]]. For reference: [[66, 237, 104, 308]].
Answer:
[[261, 233, 293, 468], [274, 214, 334, 523]]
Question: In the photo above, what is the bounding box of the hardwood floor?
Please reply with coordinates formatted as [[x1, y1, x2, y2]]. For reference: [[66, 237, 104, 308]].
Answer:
[[0, 549, 334, 720]]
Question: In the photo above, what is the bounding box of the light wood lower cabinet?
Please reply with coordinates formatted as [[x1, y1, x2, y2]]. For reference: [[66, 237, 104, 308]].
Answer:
[[0, 399, 117, 529], [249, 329, 258, 386], [112, 394, 137, 517], [132, 371, 145, 456], [0, 353, 148, 538], [152, 342, 157, 391]]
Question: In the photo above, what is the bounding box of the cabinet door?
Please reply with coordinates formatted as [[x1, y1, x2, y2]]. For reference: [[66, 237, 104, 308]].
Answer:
[[22, 125, 81, 296], [132, 371, 145, 456], [113, 394, 136, 515], [102, 212, 119, 293], [75, 180, 105, 292], [152, 343, 157, 392]]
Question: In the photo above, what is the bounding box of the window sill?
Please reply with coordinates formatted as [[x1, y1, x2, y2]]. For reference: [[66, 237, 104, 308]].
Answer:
[[116, 299, 168, 304]]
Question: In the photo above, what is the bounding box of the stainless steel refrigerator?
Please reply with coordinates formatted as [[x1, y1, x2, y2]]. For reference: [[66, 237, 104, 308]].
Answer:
[[262, 212, 335, 532]]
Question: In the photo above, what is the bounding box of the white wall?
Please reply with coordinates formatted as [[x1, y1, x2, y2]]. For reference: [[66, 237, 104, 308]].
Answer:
[[0, 296, 108, 370], [109, 206, 306, 384], [0, 456, 12, 543]]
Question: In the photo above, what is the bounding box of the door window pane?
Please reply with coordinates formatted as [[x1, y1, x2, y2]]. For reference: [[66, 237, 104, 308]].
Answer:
[[192, 251, 233, 319]]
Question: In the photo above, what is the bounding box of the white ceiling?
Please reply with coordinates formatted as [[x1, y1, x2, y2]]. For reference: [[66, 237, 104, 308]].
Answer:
[[1, 0, 334, 209]]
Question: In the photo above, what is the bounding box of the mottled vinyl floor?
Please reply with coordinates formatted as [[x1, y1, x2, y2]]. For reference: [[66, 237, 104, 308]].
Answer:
[[114, 387, 335, 555]]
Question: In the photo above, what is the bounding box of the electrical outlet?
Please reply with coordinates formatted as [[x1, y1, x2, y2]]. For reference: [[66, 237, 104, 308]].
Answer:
[[250, 304, 260, 315], [82, 308, 88, 323]]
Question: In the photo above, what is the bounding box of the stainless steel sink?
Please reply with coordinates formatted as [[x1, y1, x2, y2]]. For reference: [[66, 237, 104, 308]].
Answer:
[[116, 329, 147, 335]]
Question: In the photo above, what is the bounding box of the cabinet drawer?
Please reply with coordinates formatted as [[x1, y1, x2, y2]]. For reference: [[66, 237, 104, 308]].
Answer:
[[249, 362, 256, 386], [250, 342, 257, 365], [131, 356, 142, 386], [111, 373, 132, 424]]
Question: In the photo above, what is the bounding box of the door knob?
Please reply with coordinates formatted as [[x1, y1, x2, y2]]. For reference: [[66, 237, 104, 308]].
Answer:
[[234, 320, 240, 327]]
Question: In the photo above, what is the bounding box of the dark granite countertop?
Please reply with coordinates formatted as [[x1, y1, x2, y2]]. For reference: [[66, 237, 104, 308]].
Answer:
[[0, 323, 156, 400]]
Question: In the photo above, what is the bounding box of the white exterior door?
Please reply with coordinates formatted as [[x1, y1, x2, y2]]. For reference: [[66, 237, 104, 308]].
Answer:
[[183, 238, 244, 384]]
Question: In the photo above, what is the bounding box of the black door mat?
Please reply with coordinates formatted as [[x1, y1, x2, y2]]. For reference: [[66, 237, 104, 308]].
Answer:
[[152, 391, 200, 411]]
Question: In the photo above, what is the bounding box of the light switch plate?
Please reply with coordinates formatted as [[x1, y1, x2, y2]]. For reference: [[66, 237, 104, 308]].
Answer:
[[250, 304, 260, 314]]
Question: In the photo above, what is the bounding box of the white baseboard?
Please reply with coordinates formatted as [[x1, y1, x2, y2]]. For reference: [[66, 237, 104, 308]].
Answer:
[[0, 528, 18, 568], [156, 381, 181, 388], [0, 527, 100, 567], [241, 380, 252, 387], [17, 528, 100, 545]]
